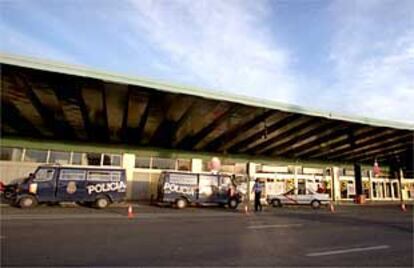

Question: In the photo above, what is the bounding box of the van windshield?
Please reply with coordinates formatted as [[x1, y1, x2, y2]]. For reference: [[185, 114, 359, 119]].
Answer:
[[34, 168, 55, 182]]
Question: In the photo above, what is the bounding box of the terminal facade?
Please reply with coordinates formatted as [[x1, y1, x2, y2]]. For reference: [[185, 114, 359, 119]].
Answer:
[[1, 53, 413, 203], [2, 137, 413, 202]]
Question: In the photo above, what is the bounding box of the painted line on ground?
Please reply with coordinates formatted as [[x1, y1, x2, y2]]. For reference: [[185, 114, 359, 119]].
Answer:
[[247, 224, 303, 229], [306, 245, 390, 257]]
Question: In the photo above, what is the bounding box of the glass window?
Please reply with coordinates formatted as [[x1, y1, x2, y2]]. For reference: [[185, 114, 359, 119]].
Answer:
[[34, 168, 55, 182], [0, 147, 23, 161], [110, 171, 122, 181], [24, 149, 48, 163], [102, 154, 122, 166], [177, 159, 191, 171], [297, 179, 306, 195], [71, 152, 88, 165], [59, 169, 86, 181], [87, 171, 112, 181], [86, 153, 101, 166], [152, 157, 176, 170], [49, 151, 70, 164], [135, 156, 151, 168]]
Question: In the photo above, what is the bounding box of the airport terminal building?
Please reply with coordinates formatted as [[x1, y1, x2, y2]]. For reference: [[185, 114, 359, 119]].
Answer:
[[1, 53, 413, 202]]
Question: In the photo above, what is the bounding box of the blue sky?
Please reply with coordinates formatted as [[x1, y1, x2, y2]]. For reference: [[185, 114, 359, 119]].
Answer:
[[1, 0, 414, 123]]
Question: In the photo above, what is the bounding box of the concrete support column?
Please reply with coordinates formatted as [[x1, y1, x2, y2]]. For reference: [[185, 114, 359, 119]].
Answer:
[[247, 162, 256, 202], [191, 158, 202, 173], [354, 163, 364, 203], [368, 170, 374, 200], [398, 168, 405, 202], [122, 153, 135, 200], [332, 167, 341, 202]]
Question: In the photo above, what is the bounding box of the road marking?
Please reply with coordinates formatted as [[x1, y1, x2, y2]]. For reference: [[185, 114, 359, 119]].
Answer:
[[306, 245, 390, 257], [248, 224, 303, 229]]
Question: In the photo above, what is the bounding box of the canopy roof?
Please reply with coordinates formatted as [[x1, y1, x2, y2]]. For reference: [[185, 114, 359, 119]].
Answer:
[[1, 53, 413, 168]]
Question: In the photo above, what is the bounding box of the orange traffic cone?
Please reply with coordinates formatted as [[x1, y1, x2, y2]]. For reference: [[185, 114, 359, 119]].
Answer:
[[329, 202, 335, 213], [400, 203, 407, 212], [128, 205, 134, 219]]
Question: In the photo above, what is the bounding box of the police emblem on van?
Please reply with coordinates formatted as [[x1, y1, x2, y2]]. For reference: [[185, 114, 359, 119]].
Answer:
[[66, 181, 77, 194]]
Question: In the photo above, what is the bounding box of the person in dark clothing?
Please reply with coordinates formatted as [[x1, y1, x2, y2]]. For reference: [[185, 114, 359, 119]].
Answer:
[[252, 179, 263, 212]]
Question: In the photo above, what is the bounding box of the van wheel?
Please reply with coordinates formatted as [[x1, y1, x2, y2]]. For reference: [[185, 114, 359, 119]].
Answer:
[[95, 196, 110, 209], [176, 198, 187, 209], [228, 198, 239, 209], [272, 199, 282, 207], [19, 195, 38, 208], [311, 200, 321, 209]]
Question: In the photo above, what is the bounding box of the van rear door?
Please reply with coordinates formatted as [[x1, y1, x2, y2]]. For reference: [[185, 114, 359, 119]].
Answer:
[[198, 174, 219, 203], [56, 169, 87, 201]]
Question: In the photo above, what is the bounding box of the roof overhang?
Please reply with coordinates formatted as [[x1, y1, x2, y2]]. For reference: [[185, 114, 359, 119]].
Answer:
[[1, 53, 413, 168]]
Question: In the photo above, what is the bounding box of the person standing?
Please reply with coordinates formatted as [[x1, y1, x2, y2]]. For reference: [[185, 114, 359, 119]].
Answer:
[[252, 179, 263, 212]]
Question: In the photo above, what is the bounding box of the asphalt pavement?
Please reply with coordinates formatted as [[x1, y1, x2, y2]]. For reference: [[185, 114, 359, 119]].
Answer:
[[1, 204, 413, 267]]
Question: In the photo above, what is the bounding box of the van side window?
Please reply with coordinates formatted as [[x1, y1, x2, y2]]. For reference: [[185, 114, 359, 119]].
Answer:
[[34, 168, 55, 182], [59, 169, 86, 181], [110, 171, 122, 181], [87, 171, 111, 181]]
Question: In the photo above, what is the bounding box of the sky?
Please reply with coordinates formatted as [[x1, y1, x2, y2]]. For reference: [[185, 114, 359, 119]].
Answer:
[[1, 0, 414, 124]]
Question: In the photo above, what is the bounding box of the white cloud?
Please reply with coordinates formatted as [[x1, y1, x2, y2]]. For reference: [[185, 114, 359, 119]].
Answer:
[[326, 0, 414, 123], [125, 0, 298, 103]]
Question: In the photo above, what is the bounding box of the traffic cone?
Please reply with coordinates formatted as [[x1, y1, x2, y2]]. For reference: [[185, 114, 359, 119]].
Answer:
[[400, 203, 407, 212], [328, 202, 335, 213], [128, 205, 134, 219]]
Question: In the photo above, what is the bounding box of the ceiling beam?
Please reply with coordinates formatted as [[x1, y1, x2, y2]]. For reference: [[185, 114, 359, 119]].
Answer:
[[80, 80, 109, 142], [51, 76, 88, 140], [244, 116, 319, 155], [315, 128, 394, 159], [332, 133, 413, 160], [275, 122, 347, 156], [1, 101, 42, 137], [294, 125, 371, 158], [176, 103, 236, 150], [263, 120, 337, 156], [344, 138, 413, 161], [2, 69, 52, 137], [193, 106, 254, 151], [122, 87, 150, 144], [150, 95, 194, 147], [203, 108, 271, 152], [358, 148, 409, 163], [139, 93, 165, 145], [172, 99, 220, 147], [104, 82, 129, 142], [228, 113, 301, 153]]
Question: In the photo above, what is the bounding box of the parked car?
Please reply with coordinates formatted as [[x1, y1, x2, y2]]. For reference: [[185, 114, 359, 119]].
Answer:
[[157, 171, 242, 209], [267, 188, 330, 209], [12, 165, 127, 209]]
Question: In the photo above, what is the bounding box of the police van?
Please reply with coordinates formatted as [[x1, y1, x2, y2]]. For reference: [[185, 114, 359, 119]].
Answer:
[[12, 164, 127, 209], [157, 171, 242, 209]]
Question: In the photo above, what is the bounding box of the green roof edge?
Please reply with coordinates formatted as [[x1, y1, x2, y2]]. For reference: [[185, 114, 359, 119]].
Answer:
[[1, 52, 413, 131]]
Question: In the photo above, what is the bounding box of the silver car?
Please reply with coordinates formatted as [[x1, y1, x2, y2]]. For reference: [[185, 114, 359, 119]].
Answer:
[[267, 188, 330, 209]]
